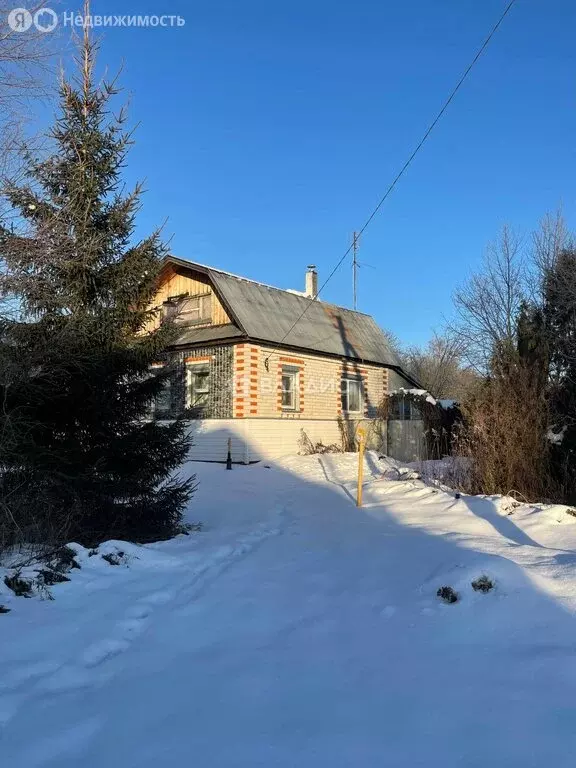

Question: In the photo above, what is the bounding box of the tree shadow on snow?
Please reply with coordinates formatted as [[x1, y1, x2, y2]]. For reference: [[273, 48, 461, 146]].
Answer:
[[459, 494, 545, 549], [174, 439, 576, 767], [4, 428, 576, 768], [316, 455, 356, 504]]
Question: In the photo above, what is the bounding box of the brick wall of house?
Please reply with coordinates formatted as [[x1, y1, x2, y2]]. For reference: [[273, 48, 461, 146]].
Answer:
[[232, 343, 388, 420], [232, 343, 260, 418], [162, 341, 390, 423]]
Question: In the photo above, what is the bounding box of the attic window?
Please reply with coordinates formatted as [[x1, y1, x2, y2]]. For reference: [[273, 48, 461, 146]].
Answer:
[[163, 293, 212, 325]]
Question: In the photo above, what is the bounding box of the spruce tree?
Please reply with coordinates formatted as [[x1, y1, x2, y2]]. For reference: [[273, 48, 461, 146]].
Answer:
[[542, 248, 576, 500], [0, 24, 195, 545], [516, 301, 548, 389]]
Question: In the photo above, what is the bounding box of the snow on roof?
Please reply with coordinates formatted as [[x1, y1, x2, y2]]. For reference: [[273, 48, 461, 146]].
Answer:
[[389, 388, 437, 406]]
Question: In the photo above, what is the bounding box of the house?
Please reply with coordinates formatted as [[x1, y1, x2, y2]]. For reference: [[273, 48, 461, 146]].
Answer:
[[150, 257, 419, 462]]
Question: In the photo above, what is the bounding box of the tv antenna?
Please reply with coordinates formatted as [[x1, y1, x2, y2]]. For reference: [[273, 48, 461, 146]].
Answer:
[[352, 231, 359, 310]]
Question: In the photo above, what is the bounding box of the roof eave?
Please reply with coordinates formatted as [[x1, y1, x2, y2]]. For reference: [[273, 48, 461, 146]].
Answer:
[[240, 335, 401, 370]]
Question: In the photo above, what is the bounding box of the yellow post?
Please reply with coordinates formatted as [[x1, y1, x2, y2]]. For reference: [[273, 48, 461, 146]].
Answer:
[[356, 427, 365, 507]]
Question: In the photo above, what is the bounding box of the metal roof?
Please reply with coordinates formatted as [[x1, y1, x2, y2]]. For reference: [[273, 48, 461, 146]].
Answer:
[[174, 323, 245, 347], [209, 270, 402, 366], [164, 256, 407, 369]]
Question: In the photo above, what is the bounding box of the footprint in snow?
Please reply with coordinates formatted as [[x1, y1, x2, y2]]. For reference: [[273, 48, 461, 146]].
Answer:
[[117, 618, 149, 640], [144, 590, 174, 606], [82, 638, 130, 668], [0, 660, 61, 693], [125, 604, 151, 620], [41, 670, 85, 694]]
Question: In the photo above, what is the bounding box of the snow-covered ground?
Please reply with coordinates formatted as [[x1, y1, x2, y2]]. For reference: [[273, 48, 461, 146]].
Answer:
[[2, 453, 576, 767]]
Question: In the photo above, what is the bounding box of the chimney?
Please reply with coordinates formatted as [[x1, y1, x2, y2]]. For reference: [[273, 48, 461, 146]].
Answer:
[[305, 265, 318, 298]]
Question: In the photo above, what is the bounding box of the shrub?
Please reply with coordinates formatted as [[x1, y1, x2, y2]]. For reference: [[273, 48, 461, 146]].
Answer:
[[4, 573, 32, 597], [471, 575, 494, 593], [101, 551, 126, 566], [298, 429, 343, 455], [457, 350, 551, 501], [437, 585, 458, 604]]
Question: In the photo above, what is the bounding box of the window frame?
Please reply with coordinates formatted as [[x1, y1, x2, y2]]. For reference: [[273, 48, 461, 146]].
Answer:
[[163, 293, 212, 326], [388, 395, 422, 421], [341, 377, 363, 415], [281, 367, 299, 411], [186, 362, 211, 410]]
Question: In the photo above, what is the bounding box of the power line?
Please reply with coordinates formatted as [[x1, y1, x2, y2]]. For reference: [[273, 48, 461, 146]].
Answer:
[[264, 0, 517, 366]]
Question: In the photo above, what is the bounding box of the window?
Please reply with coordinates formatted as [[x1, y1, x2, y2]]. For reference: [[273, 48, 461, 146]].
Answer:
[[342, 378, 363, 413], [163, 293, 212, 326], [162, 301, 178, 322], [389, 396, 421, 421], [187, 364, 210, 409], [281, 368, 298, 410]]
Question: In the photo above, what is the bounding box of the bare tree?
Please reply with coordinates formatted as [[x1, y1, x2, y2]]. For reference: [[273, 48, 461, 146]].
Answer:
[[403, 334, 477, 401], [381, 327, 403, 360], [449, 225, 526, 370], [448, 214, 576, 502], [0, 2, 57, 176], [532, 210, 571, 282]]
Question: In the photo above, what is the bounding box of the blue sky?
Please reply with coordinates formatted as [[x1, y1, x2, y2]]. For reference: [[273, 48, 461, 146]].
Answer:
[[49, 0, 576, 345]]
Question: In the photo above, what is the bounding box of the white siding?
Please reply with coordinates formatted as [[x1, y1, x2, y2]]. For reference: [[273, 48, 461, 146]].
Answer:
[[187, 418, 385, 463], [187, 420, 250, 463]]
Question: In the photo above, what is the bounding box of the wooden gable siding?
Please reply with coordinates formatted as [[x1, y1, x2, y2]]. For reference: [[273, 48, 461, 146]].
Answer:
[[147, 265, 231, 330]]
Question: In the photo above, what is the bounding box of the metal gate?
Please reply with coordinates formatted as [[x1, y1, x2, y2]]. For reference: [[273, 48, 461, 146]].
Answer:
[[386, 419, 427, 463]]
